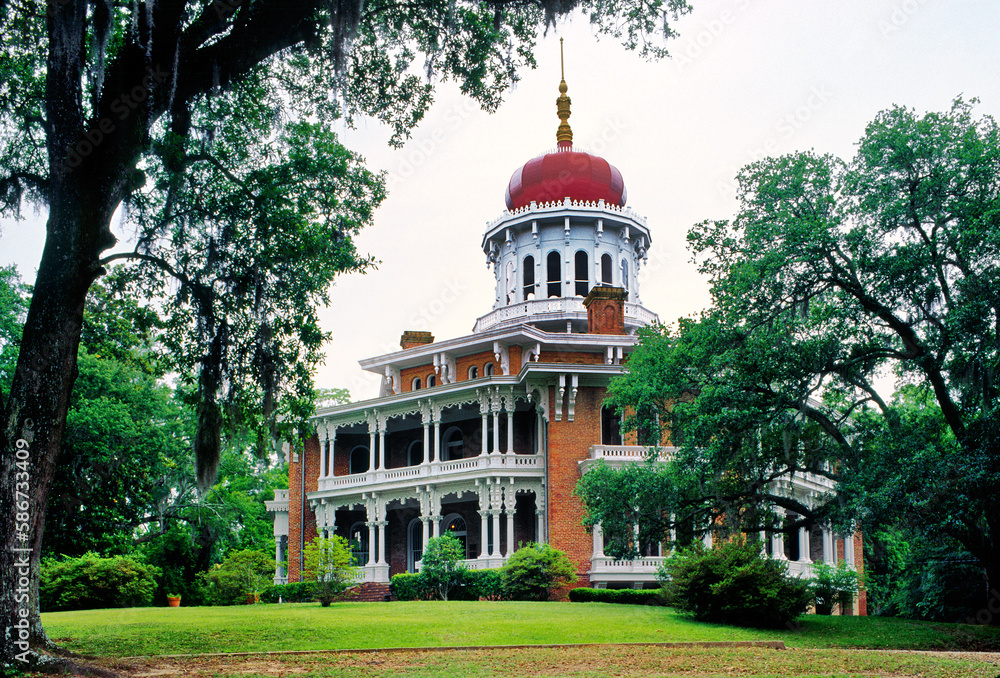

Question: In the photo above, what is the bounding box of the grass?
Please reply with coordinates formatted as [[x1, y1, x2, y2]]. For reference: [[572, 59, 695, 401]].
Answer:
[[41, 601, 1000, 658]]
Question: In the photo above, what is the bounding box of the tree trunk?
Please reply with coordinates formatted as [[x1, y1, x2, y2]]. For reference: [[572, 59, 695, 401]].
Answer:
[[1, 223, 97, 666]]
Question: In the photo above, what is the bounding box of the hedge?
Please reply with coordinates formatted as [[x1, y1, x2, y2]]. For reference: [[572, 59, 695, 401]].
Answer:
[[259, 582, 315, 603], [41, 553, 161, 612], [568, 587, 663, 605]]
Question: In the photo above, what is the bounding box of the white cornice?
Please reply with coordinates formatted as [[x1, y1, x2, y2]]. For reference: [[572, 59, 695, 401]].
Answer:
[[357, 323, 639, 374]]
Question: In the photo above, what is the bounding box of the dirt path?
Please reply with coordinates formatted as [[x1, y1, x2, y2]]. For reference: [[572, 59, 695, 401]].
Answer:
[[78, 645, 1000, 678]]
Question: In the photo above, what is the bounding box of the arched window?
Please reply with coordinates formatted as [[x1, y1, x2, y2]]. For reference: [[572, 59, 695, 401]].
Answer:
[[427, 374, 436, 387], [408, 518, 423, 572], [546, 251, 561, 298], [349, 446, 369, 474], [442, 426, 464, 461], [621, 259, 630, 295], [349, 521, 369, 566], [442, 513, 469, 559], [485, 362, 494, 377], [601, 253, 613, 286], [575, 251, 589, 297], [411, 377, 421, 391], [601, 405, 622, 445], [407, 440, 424, 466], [468, 365, 479, 379], [505, 260, 516, 305], [522, 255, 535, 300]]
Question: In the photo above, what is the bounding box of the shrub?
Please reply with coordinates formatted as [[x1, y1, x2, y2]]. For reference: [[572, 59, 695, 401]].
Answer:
[[41, 553, 161, 612], [658, 538, 811, 628], [420, 533, 467, 600], [502, 543, 577, 601], [199, 549, 275, 605], [810, 561, 861, 615], [461, 568, 507, 600], [302, 535, 357, 606], [390, 572, 434, 601], [568, 587, 662, 605], [259, 582, 314, 603]]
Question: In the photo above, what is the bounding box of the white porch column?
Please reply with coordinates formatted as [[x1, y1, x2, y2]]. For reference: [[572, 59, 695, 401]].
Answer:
[[479, 510, 490, 558], [319, 439, 328, 479], [505, 506, 515, 556], [422, 421, 430, 466], [432, 514, 441, 538], [771, 531, 786, 559], [823, 528, 835, 564], [433, 419, 441, 462], [492, 410, 501, 456], [366, 522, 376, 567], [536, 509, 545, 544], [377, 422, 387, 471], [702, 518, 713, 549], [368, 418, 377, 473], [491, 511, 502, 557], [505, 396, 514, 455], [375, 521, 388, 566], [593, 524, 605, 557], [421, 517, 430, 554], [481, 409, 490, 454], [798, 526, 810, 563], [845, 533, 855, 567]]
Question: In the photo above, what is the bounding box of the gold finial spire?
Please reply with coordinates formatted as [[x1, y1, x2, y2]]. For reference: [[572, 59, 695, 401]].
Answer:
[[556, 37, 573, 149]]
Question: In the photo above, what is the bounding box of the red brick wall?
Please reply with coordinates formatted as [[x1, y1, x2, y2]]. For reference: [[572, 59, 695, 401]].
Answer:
[[538, 350, 604, 365], [455, 350, 500, 381], [400, 364, 434, 392], [288, 434, 320, 582], [508, 345, 523, 374], [546, 384, 603, 578]]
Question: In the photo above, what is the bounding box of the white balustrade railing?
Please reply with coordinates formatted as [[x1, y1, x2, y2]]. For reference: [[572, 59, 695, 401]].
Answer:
[[590, 555, 666, 573], [473, 298, 658, 333], [317, 453, 542, 492], [587, 445, 673, 462]]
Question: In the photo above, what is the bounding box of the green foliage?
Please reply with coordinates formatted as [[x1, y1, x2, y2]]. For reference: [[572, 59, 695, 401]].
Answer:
[[575, 459, 689, 559], [865, 529, 985, 622], [44, 349, 190, 559], [390, 572, 435, 601], [418, 533, 468, 601], [40, 553, 161, 612], [459, 568, 508, 601], [141, 524, 209, 607], [659, 539, 811, 628], [501, 543, 577, 601], [594, 99, 1000, 615], [258, 582, 315, 604], [810, 561, 861, 615], [199, 549, 275, 606], [568, 587, 663, 605], [302, 536, 358, 605], [0, 265, 28, 394]]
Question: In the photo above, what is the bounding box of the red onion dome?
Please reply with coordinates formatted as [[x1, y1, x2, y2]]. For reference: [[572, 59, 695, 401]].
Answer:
[[505, 148, 627, 211], [504, 42, 627, 211]]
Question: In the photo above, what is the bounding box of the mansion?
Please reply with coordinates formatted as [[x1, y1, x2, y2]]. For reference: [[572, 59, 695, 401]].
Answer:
[[266, 67, 865, 612]]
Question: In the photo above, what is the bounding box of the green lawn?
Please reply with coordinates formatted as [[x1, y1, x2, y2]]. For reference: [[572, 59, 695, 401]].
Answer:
[[41, 601, 1000, 658]]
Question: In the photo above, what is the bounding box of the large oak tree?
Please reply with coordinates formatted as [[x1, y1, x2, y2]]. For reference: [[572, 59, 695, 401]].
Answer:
[[0, 0, 690, 669], [579, 100, 1000, 617]]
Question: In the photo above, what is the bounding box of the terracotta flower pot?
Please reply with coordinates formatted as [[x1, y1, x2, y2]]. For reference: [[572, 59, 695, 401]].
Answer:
[[166, 596, 181, 607]]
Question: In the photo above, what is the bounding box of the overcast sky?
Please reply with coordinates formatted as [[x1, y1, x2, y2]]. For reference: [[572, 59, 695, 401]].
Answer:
[[4, 0, 999, 401]]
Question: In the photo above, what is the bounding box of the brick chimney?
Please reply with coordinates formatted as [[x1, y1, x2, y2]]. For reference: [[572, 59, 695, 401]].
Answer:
[[400, 330, 434, 350], [583, 286, 627, 335]]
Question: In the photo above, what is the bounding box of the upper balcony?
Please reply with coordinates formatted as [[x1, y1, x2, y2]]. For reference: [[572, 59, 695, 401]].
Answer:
[[578, 444, 675, 474], [473, 297, 658, 334], [314, 452, 544, 498]]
